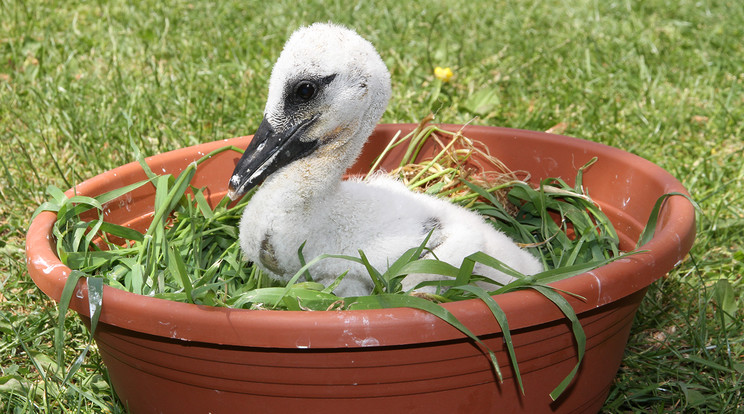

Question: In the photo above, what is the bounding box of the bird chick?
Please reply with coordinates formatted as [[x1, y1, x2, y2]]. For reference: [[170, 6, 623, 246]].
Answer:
[[228, 23, 543, 297]]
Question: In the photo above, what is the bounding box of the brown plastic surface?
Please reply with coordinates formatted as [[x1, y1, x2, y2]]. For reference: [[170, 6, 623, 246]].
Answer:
[[26, 124, 696, 413]]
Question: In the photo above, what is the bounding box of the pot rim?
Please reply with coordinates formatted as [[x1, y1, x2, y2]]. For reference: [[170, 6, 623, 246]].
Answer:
[[26, 124, 696, 348]]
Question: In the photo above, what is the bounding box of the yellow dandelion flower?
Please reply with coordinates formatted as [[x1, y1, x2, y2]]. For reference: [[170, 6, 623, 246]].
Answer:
[[434, 66, 454, 82]]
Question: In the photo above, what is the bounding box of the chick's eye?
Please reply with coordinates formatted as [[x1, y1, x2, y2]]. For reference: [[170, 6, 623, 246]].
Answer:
[[295, 81, 316, 100]]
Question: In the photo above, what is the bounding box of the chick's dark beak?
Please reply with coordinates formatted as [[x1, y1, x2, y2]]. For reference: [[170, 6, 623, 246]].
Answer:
[[227, 115, 319, 200]]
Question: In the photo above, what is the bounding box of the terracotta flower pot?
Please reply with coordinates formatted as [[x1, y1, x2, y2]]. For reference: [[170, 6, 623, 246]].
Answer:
[[26, 124, 695, 413]]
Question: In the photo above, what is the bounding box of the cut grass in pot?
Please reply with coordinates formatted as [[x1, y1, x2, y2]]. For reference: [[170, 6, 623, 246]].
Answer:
[[26, 123, 696, 414]]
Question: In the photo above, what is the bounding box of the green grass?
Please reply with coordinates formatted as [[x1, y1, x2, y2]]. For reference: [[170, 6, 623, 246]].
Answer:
[[1, 0, 742, 412]]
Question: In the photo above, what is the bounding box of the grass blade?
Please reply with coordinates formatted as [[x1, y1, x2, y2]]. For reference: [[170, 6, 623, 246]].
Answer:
[[54, 270, 84, 381], [529, 285, 586, 401], [637, 192, 699, 248], [168, 244, 194, 304], [454, 284, 522, 390]]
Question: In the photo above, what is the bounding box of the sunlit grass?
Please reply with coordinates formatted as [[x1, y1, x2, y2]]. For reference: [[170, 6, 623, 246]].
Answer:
[[2, 0, 742, 412]]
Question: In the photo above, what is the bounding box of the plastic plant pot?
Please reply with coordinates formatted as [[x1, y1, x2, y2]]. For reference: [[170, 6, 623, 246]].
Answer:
[[26, 124, 696, 414]]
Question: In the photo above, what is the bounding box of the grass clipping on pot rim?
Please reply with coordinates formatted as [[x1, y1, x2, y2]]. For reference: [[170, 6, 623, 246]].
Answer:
[[38, 119, 632, 399]]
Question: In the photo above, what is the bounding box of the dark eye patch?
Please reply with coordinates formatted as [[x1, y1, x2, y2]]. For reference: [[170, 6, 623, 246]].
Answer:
[[285, 74, 338, 112]]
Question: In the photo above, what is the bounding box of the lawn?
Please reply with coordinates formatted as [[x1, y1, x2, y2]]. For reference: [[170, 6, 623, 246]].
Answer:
[[1, 0, 742, 412]]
